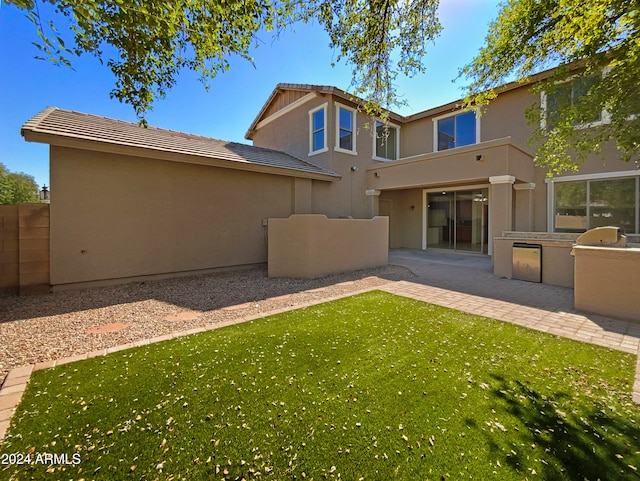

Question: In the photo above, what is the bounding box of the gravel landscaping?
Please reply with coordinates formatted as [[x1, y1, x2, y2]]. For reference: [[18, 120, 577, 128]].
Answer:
[[0, 265, 414, 386]]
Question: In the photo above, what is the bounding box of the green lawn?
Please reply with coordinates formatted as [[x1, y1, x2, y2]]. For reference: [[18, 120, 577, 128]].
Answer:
[[1, 291, 639, 480]]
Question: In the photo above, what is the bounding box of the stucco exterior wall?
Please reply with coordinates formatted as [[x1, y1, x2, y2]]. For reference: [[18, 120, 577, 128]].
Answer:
[[400, 120, 431, 159], [379, 189, 423, 249], [250, 83, 640, 248], [251, 95, 326, 165], [311, 148, 378, 219], [400, 84, 536, 159], [368, 140, 535, 192], [49, 146, 295, 289], [268, 214, 389, 278], [481, 86, 537, 150], [493, 233, 577, 287], [532, 169, 549, 232], [573, 245, 640, 321], [252, 94, 392, 219]]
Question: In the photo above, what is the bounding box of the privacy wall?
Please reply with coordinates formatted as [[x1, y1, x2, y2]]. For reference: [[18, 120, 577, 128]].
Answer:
[[268, 214, 389, 278], [0, 203, 50, 295]]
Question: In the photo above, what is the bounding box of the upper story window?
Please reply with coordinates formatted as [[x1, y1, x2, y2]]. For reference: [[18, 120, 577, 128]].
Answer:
[[374, 121, 399, 161], [309, 103, 328, 155], [542, 74, 608, 130], [335, 103, 357, 154], [434, 110, 478, 152]]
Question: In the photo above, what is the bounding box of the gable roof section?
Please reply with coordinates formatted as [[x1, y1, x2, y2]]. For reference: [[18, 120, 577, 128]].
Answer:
[[247, 67, 566, 137], [22, 107, 340, 181], [245, 83, 405, 140]]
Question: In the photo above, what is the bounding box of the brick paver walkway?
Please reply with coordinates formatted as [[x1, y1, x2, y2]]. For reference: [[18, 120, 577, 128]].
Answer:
[[384, 249, 640, 404], [1, 250, 639, 444]]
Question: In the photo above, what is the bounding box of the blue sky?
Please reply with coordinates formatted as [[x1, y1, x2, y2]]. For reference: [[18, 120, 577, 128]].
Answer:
[[0, 0, 502, 188]]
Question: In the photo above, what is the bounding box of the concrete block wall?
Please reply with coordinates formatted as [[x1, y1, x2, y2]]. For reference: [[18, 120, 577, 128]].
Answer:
[[0, 206, 19, 294], [0, 204, 50, 295]]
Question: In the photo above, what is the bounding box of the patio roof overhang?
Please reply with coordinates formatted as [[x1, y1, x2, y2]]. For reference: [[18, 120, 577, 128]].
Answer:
[[366, 137, 534, 191]]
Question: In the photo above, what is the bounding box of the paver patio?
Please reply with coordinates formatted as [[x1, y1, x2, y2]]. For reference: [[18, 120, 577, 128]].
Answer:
[[1, 249, 639, 444]]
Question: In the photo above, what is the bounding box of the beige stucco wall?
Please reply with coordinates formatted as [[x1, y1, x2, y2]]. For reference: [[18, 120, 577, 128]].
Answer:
[[368, 139, 535, 192], [378, 189, 423, 249], [493, 234, 576, 288], [573, 245, 640, 321], [252, 94, 396, 220], [252, 83, 639, 252], [50, 146, 297, 289], [268, 214, 389, 278], [251, 95, 324, 165], [400, 84, 536, 159], [481, 86, 538, 151]]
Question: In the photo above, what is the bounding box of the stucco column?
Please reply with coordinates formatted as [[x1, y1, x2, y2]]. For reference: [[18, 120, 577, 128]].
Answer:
[[513, 182, 536, 232], [489, 175, 515, 243], [366, 189, 381, 218]]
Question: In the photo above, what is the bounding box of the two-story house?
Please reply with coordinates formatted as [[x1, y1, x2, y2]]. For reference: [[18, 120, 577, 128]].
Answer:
[[246, 79, 639, 257], [19, 69, 640, 291]]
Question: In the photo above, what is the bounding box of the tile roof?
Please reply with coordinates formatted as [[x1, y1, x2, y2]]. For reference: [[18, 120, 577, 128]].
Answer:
[[21, 107, 340, 180]]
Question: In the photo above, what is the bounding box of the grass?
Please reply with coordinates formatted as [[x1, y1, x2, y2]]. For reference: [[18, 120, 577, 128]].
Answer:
[[1, 290, 639, 480]]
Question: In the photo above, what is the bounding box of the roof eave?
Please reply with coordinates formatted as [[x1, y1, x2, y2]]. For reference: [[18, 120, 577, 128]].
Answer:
[[22, 129, 341, 182]]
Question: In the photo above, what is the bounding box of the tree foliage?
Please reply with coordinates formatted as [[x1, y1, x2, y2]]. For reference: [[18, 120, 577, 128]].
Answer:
[[8, 0, 441, 122], [460, 0, 640, 176], [0, 163, 40, 205]]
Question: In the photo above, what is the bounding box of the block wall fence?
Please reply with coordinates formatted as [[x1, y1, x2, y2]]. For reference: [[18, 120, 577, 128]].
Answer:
[[0, 204, 50, 295]]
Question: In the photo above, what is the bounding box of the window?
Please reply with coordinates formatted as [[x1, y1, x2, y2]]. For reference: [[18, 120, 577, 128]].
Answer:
[[434, 111, 477, 151], [335, 104, 356, 154], [309, 104, 327, 155], [554, 181, 588, 232], [374, 121, 399, 160], [553, 175, 639, 233], [542, 75, 606, 130]]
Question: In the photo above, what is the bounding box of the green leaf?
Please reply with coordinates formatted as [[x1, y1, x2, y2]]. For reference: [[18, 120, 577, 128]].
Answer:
[[12, 0, 443, 120], [461, 0, 640, 175]]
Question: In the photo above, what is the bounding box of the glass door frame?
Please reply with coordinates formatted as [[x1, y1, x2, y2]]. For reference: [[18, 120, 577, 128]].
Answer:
[[422, 184, 492, 254]]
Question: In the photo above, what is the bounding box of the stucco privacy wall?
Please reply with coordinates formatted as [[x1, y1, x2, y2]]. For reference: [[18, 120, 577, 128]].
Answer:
[[50, 146, 297, 289], [573, 245, 640, 321], [0, 204, 50, 295], [268, 214, 389, 278]]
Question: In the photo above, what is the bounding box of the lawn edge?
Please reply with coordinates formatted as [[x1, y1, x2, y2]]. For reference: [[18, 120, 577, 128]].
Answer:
[[2, 281, 639, 447], [0, 285, 380, 446]]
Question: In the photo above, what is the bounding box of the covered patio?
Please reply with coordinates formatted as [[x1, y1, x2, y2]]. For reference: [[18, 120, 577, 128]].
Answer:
[[366, 137, 537, 255]]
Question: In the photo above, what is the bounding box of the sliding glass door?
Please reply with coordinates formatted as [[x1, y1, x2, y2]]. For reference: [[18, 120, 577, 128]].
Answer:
[[426, 189, 488, 253]]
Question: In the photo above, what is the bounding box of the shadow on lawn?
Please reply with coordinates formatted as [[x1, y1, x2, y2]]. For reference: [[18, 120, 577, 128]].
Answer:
[[474, 374, 640, 480], [0, 265, 413, 323]]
